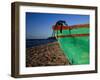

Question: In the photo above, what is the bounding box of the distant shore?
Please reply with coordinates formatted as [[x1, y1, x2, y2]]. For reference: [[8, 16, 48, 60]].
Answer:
[[26, 41, 70, 67], [26, 38, 57, 48]]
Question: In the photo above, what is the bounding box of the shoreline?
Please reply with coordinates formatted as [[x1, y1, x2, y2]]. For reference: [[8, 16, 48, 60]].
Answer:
[[26, 41, 70, 67]]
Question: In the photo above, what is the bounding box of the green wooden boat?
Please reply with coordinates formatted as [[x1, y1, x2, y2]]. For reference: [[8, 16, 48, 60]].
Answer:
[[52, 20, 89, 65]]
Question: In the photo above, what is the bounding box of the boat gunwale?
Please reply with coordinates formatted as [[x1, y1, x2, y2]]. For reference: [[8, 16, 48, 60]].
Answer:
[[53, 24, 89, 30]]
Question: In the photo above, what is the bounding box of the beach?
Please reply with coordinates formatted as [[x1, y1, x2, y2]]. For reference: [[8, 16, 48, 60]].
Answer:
[[26, 41, 70, 67]]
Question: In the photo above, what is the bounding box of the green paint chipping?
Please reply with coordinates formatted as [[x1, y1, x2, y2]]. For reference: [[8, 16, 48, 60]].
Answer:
[[54, 26, 90, 65]]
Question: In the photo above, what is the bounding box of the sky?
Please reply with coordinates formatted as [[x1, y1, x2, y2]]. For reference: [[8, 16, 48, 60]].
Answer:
[[26, 12, 89, 39]]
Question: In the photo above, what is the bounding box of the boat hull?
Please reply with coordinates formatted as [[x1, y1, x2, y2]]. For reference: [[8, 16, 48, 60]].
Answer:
[[53, 24, 89, 64]]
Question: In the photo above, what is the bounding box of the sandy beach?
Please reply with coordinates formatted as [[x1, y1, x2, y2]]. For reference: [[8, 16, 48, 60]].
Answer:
[[26, 41, 70, 67]]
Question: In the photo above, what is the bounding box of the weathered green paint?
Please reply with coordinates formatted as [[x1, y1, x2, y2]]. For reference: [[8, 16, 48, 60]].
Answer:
[[54, 27, 89, 64]]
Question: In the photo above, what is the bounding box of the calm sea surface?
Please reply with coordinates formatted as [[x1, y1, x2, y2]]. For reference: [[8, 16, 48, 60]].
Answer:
[[26, 39, 57, 48]]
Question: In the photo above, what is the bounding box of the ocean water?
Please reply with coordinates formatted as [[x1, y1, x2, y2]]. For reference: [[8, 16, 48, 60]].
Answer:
[[26, 38, 57, 48]]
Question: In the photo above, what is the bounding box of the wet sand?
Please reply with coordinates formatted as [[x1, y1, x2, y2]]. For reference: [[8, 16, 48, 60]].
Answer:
[[26, 41, 70, 67]]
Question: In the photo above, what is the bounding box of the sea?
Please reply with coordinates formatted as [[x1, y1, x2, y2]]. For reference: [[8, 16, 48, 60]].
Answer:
[[26, 38, 57, 48]]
